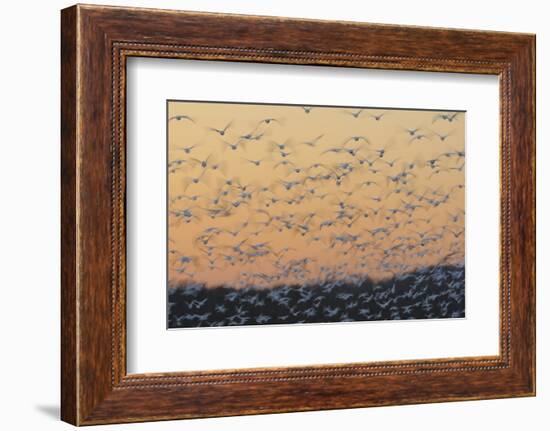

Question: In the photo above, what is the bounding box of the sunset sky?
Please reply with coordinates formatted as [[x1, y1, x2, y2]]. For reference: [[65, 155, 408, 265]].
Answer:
[[167, 101, 465, 288]]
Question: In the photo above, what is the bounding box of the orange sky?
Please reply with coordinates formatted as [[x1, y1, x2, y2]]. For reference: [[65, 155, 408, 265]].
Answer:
[[167, 101, 465, 288]]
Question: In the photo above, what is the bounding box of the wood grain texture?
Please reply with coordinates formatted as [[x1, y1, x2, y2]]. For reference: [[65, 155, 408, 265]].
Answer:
[[60, 4, 535, 425], [60, 5, 78, 425]]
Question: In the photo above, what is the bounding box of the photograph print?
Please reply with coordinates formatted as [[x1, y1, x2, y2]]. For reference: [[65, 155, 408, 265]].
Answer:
[[167, 100, 466, 329]]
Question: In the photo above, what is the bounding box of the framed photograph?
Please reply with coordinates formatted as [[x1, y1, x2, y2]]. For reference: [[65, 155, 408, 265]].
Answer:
[[165, 100, 467, 329], [61, 4, 535, 425]]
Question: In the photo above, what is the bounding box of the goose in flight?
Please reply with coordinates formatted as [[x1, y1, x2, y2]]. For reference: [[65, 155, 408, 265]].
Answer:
[[431, 130, 454, 141], [300, 134, 324, 148], [343, 108, 364, 118], [207, 121, 232, 136], [222, 138, 248, 152], [403, 127, 421, 137], [433, 112, 460, 123], [174, 144, 201, 154], [169, 114, 194, 123], [368, 111, 387, 121], [256, 117, 280, 127]]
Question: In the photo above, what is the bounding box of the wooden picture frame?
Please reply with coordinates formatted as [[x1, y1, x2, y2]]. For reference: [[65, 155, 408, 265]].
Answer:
[[61, 4, 535, 425]]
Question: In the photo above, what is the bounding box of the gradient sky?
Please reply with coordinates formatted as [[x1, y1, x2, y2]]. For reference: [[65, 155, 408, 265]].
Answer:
[[167, 101, 465, 288]]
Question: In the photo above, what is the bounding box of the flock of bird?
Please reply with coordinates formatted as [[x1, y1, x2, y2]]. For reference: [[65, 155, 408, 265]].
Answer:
[[167, 103, 466, 327], [168, 263, 465, 327]]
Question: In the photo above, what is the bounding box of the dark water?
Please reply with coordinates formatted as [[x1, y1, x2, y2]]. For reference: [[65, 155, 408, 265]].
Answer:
[[168, 264, 465, 328]]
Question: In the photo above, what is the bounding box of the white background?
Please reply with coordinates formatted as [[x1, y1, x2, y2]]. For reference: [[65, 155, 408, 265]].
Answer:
[[0, 0, 547, 430], [127, 59, 500, 373]]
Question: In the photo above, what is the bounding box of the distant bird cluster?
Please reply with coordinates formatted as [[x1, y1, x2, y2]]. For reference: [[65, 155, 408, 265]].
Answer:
[[167, 103, 465, 327], [168, 264, 465, 327]]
